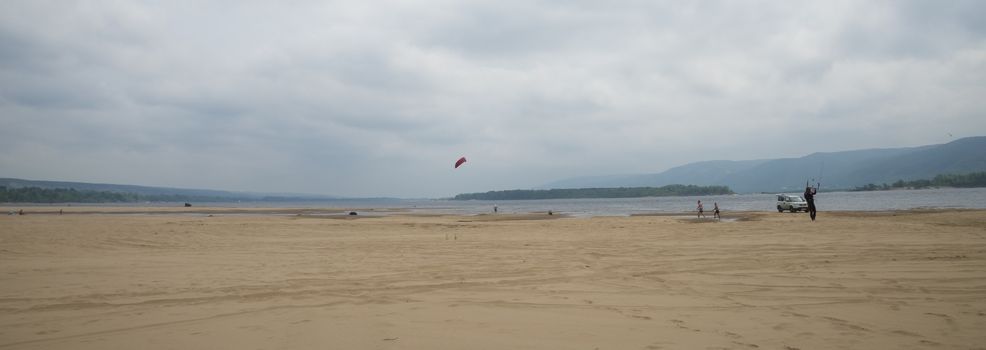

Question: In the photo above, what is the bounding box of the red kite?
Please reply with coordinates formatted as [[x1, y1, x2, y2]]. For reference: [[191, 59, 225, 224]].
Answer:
[[454, 156, 467, 169]]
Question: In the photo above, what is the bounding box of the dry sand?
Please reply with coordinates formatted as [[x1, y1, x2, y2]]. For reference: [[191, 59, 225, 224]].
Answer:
[[1, 208, 985, 349]]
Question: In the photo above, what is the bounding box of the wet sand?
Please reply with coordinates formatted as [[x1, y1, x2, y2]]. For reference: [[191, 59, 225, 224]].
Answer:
[[1, 208, 984, 349]]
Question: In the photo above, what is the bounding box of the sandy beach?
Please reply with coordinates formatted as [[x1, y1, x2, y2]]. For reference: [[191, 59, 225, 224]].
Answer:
[[1, 208, 984, 349]]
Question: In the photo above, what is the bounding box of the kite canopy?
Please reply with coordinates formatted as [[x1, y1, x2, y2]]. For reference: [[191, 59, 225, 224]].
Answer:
[[454, 156, 467, 169]]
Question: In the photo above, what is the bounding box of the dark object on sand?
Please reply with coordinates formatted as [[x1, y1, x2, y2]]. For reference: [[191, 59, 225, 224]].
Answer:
[[548, 210, 553, 215], [184, 202, 192, 207], [349, 211, 358, 216]]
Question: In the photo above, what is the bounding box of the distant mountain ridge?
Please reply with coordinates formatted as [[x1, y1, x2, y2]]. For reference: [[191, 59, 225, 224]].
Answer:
[[542, 136, 986, 193]]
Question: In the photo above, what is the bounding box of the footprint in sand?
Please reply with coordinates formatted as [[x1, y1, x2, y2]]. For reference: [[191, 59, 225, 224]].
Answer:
[[822, 316, 871, 332], [645, 341, 673, 349], [772, 323, 792, 331], [731, 340, 760, 348], [924, 312, 957, 329], [721, 330, 742, 338], [669, 319, 700, 332], [891, 330, 922, 337]]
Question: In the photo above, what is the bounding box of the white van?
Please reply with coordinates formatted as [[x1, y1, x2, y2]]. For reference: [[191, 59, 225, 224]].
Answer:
[[776, 194, 808, 212]]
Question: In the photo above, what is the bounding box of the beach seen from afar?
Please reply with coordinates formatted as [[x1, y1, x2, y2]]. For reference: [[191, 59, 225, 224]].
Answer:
[[1, 207, 984, 349]]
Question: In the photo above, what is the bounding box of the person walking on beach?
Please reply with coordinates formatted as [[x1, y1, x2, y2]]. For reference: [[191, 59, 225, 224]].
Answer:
[[804, 184, 818, 221], [713, 202, 720, 220], [697, 200, 705, 218]]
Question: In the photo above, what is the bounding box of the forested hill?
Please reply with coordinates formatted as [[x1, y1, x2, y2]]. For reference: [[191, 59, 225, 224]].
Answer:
[[453, 185, 733, 200], [851, 172, 986, 191], [0, 186, 235, 203], [0, 178, 343, 203], [0, 178, 249, 198]]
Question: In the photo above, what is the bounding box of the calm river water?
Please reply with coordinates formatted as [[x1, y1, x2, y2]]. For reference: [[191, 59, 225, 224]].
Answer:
[[403, 187, 986, 217], [19, 187, 985, 217]]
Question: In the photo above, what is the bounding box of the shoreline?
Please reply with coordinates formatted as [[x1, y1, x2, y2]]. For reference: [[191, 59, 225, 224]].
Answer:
[[6, 187, 986, 217], [3, 205, 980, 218]]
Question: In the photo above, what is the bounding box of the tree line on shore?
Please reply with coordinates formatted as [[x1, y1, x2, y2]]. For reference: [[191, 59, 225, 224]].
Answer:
[[0, 186, 230, 203], [0, 186, 345, 203], [453, 184, 734, 200], [851, 172, 986, 191]]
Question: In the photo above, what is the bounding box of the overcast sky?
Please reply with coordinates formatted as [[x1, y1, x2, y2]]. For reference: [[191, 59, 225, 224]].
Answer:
[[1, 1, 984, 198]]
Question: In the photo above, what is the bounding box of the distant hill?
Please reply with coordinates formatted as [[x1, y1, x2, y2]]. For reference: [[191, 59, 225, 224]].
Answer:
[[544, 159, 769, 189], [0, 178, 342, 202], [542, 136, 986, 193]]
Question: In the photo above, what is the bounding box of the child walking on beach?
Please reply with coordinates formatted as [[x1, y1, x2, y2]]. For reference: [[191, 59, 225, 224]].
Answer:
[[713, 202, 720, 220], [697, 200, 705, 218]]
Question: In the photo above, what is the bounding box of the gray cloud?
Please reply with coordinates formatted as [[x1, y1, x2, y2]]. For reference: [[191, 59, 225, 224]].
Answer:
[[2, 0, 985, 197]]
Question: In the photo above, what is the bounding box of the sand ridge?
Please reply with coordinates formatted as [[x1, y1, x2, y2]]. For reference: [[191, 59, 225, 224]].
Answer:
[[1, 208, 984, 349]]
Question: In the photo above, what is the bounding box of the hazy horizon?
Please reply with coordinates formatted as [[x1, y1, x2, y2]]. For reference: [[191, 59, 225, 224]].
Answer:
[[3, 1, 985, 198], [5, 136, 977, 199]]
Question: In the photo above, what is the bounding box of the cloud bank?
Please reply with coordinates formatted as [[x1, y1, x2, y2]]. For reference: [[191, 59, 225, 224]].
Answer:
[[2, 0, 985, 197]]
